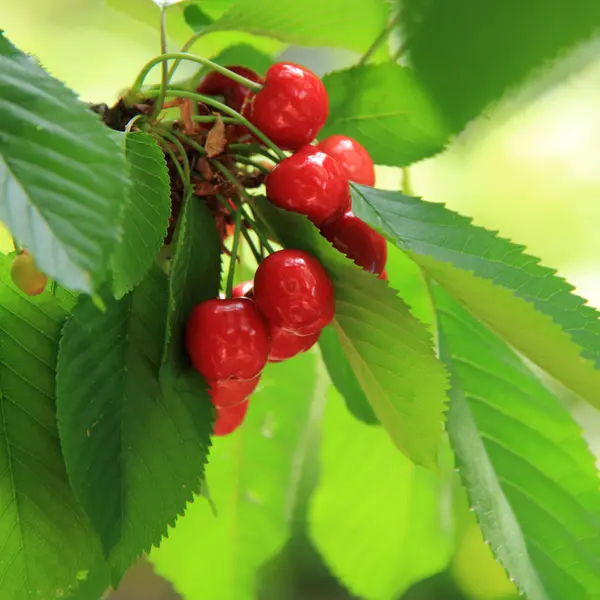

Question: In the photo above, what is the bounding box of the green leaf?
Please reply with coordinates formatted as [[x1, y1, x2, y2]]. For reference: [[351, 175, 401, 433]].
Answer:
[[434, 284, 600, 600], [66, 565, 110, 600], [322, 64, 450, 167], [183, 4, 214, 31], [209, 0, 390, 53], [0, 254, 103, 600], [56, 268, 211, 583], [400, 0, 600, 131], [0, 33, 128, 294], [160, 194, 221, 447], [351, 185, 600, 409], [253, 197, 448, 469], [318, 325, 378, 425], [151, 352, 323, 600], [111, 131, 171, 299], [310, 388, 452, 600]]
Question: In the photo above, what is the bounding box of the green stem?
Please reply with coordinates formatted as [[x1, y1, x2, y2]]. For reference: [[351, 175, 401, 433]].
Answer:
[[168, 31, 210, 83], [225, 200, 243, 298], [171, 129, 205, 156], [161, 115, 239, 126], [159, 130, 191, 187], [212, 160, 275, 253], [145, 88, 286, 160], [149, 7, 169, 121], [216, 195, 262, 265], [358, 19, 396, 66], [232, 155, 271, 174], [227, 143, 279, 163], [131, 53, 262, 97]]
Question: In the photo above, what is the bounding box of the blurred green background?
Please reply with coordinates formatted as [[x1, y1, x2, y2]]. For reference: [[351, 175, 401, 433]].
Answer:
[[2, 1, 599, 599]]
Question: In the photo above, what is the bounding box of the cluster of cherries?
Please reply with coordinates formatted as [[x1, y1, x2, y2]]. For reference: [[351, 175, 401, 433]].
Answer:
[[185, 62, 388, 436]]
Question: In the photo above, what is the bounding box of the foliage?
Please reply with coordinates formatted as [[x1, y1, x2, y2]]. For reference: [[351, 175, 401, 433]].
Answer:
[[0, 2, 599, 600]]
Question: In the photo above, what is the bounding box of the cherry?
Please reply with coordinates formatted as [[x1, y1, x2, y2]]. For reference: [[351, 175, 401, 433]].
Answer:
[[254, 249, 335, 335], [317, 135, 375, 186], [197, 65, 263, 113], [247, 62, 328, 150], [266, 146, 350, 226], [214, 400, 249, 436], [208, 374, 260, 409], [378, 269, 388, 281], [186, 298, 270, 381], [268, 327, 320, 363], [10, 251, 47, 296], [232, 280, 254, 299], [321, 212, 387, 275]]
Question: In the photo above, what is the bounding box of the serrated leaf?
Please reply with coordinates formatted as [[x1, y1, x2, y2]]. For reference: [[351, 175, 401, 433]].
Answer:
[[322, 64, 450, 167], [65, 565, 110, 600], [318, 325, 378, 425], [0, 254, 102, 600], [0, 33, 128, 294], [111, 131, 171, 298], [151, 353, 322, 600], [56, 267, 212, 583], [208, 0, 389, 53], [351, 184, 600, 409], [400, 0, 600, 132], [434, 284, 600, 599], [310, 388, 452, 600], [253, 197, 448, 468]]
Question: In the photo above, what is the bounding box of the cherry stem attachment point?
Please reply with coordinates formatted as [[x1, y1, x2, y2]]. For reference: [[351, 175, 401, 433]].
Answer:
[[225, 199, 243, 298], [212, 160, 275, 254], [144, 88, 286, 160]]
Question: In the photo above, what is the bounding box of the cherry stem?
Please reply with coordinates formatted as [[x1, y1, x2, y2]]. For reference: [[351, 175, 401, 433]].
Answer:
[[227, 143, 279, 163], [358, 18, 396, 66], [144, 88, 287, 160], [211, 159, 275, 254], [149, 7, 169, 122], [231, 155, 271, 174], [161, 115, 239, 126], [131, 53, 262, 98], [216, 194, 262, 265], [155, 129, 191, 190], [225, 200, 243, 298]]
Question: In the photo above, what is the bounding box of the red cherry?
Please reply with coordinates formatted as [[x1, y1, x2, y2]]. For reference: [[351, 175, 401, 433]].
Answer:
[[316, 135, 375, 186], [208, 375, 260, 409], [232, 280, 254, 299], [247, 62, 328, 150], [266, 146, 350, 226], [214, 400, 249, 436], [378, 270, 388, 281], [197, 66, 263, 112], [186, 298, 270, 381], [321, 212, 387, 275], [268, 326, 320, 363], [254, 249, 335, 335]]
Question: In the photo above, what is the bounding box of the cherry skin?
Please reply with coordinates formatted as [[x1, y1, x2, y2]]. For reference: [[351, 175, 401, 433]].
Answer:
[[247, 62, 328, 150], [213, 400, 249, 436], [266, 146, 350, 226], [378, 269, 388, 281], [317, 135, 375, 186], [321, 212, 387, 275], [197, 65, 263, 112], [186, 297, 270, 381], [268, 326, 320, 363], [10, 251, 47, 296], [232, 280, 254, 299], [208, 374, 260, 409], [254, 249, 335, 336]]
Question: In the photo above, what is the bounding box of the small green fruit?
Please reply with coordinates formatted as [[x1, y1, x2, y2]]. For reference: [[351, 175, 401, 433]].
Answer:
[[11, 251, 48, 296]]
